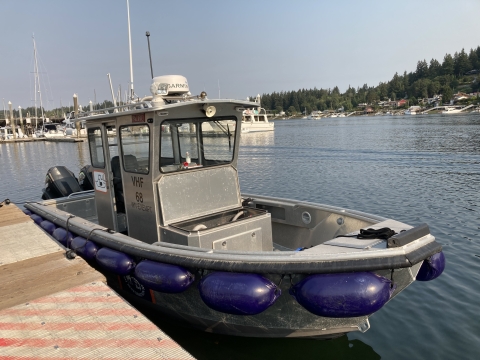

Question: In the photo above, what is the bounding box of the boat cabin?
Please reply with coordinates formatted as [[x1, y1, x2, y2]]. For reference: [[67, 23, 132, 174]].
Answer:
[[83, 75, 272, 251]]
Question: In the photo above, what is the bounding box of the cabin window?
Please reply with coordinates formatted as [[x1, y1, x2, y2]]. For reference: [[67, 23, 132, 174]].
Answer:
[[119, 124, 150, 174], [160, 118, 236, 173], [88, 127, 105, 168], [202, 120, 236, 162]]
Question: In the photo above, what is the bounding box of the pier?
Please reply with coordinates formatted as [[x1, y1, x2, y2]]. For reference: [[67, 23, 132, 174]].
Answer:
[[421, 104, 475, 114], [0, 202, 194, 359]]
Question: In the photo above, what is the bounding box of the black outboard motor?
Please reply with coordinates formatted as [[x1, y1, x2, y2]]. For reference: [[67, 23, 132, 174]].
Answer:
[[78, 165, 94, 191], [41, 166, 82, 200]]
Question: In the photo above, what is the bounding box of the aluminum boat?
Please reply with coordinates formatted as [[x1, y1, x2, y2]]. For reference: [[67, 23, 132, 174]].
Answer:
[[25, 74, 445, 339]]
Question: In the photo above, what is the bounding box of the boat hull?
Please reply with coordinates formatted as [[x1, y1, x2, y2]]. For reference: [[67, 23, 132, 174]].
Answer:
[[104, 260, 421, 338], [25, 194, 443, 338]]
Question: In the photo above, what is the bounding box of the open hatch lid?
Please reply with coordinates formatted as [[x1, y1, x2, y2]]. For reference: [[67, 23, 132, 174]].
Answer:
[[158, 166, 241, 225]]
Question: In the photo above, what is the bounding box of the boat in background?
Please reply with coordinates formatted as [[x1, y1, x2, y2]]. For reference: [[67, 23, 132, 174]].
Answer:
[[404, 106, 421, 115], [441, 106, 462, 114], [241, 95, 274, 133], [0, 126, 28, 140]]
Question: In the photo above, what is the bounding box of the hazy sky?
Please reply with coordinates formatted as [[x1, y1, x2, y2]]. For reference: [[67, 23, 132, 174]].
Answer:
[[1, 0, 480, 111]]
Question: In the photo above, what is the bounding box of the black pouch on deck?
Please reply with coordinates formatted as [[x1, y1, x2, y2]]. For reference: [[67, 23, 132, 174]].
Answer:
[[357, 227, 396, 240]]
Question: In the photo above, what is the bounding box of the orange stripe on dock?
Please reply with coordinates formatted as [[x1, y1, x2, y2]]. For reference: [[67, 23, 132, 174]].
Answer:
[[0, 357, 191, 360], [0, 321, 158, 331], [0, 337, 180, 348], [66, 284, 112, 292], [30, 296, 124, 303], [0, 308, 139, 317]]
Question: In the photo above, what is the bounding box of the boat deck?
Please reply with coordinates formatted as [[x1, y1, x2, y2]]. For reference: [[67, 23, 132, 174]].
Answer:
[[0, 203, 194, 359]]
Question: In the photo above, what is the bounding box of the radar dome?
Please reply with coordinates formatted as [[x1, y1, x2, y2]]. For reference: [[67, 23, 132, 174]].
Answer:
[[150, 75, 189, 96]]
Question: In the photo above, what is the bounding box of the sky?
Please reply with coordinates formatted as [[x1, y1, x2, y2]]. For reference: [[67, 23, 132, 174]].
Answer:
[[1, 0, 480, 111]]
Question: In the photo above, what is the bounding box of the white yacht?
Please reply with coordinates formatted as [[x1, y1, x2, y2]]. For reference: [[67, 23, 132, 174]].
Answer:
[[241, 107, 274, 133], [404, 106, 421, 115], [441, 106, 462, 114]]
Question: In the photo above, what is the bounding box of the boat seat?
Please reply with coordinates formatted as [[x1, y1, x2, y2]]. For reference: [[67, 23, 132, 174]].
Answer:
[[111, 156, 125, 213], [123, 154, 138, 172]]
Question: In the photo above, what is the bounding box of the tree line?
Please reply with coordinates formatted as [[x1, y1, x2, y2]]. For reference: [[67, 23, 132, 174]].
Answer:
[[2, 101, 117, 121], [259, 47, 480, 115]]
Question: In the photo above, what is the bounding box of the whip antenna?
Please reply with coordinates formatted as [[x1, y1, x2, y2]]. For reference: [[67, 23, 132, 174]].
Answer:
[[126, 0, 134, 101], [146, 31, 154, 79]]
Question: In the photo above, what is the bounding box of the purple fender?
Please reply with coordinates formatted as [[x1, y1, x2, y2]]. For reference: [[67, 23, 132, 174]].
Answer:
[[39, 220, 56, 235], [96, 247, 135, 275], [71, 236, 99, 261], [290, 272, 395, 318], [135, 260, 195, 293], [199, 272, 281, 315], [30, 213, 43, 225], [52, 228, 74, 247], [416, 251, 445, 281]]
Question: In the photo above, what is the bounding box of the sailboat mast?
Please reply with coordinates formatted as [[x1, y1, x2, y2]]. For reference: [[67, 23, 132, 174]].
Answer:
[[32, 35, 38, 130], [2, 99, 6, 124], [33, 35, 45, 130], [126, 0, 134, 101]]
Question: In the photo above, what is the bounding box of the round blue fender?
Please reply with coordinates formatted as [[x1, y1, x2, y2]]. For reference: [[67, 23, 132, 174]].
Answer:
[[199, 272, 281, 315], [30, 214, 43, 225], [134, 260, 194, 293], [71, 236, 99, 261], [96, 247, 135, 275], [290, 272, 394, 318], [23, 209, 32, 216], [52, 228, 74, 247], [40, 220, 56, 235], [416, 251, 445, 281]]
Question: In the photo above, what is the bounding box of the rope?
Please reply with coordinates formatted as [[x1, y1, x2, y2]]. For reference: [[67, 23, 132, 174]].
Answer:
[[64, 214, 76, 259], [70, 227, 108, 257]]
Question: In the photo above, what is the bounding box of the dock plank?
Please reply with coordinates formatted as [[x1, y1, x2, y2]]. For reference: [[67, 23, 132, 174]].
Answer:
[[0, 252, 104, 310]]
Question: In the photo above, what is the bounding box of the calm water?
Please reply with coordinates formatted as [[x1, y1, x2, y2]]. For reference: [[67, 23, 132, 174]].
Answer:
[[1, 114, 479, 359]]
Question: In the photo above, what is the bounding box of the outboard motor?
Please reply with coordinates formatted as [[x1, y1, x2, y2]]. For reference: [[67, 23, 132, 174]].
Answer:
[[41, 166, 82, 200], [78, 165, 94, 191]]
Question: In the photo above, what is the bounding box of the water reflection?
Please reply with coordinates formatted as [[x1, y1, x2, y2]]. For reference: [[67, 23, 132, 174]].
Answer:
[[240, 130, 275, 147], [118, 289, 380, 360]]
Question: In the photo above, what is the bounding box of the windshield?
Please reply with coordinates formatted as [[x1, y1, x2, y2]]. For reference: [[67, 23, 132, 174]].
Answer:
[[160, 117, 236, 173]]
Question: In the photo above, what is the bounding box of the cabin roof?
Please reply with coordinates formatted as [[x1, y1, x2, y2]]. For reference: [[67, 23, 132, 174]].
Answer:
[[77, 98, 256, 123]]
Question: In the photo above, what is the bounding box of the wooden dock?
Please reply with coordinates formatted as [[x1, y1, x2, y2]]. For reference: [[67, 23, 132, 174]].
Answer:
[[0, 203, 194, 359]]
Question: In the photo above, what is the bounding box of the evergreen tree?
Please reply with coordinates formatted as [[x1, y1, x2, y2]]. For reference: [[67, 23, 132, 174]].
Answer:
[[442, 54, 454, 76], [429, 59, 442, 79]]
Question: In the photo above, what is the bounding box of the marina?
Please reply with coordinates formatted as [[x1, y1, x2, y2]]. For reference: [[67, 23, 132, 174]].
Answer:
[[1, 1, 480, 359], [2, 114, 477, 359], [20, 72, 444, 340]]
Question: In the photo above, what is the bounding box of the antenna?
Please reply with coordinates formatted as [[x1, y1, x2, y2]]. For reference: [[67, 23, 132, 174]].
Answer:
[[107, 73, 118, 110], [146, 31, 154, 79], [33, 34, 45, 131], [218, 79, 220, 99], [126, 0, 134, 101]]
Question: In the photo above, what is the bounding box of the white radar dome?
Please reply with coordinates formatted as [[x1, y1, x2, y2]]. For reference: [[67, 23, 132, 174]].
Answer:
[[150, 75, 189, 96]]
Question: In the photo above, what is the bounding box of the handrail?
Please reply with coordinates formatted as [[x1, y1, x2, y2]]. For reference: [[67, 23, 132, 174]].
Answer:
[[67, 190, 95, 198], [76, 101, 154, 119]]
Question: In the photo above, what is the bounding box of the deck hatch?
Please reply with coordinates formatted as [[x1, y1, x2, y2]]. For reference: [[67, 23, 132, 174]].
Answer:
[[158, 166, 241, 225]]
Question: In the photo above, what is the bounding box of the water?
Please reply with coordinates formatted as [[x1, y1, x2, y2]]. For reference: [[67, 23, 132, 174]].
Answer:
[[1, 114, 479, 359]]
